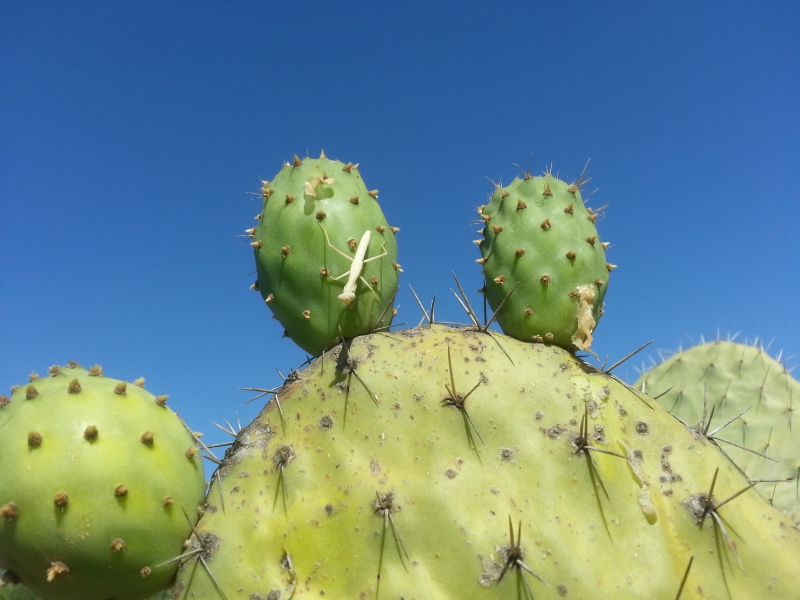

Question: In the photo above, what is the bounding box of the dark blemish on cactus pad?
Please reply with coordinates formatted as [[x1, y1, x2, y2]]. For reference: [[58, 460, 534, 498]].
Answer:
[[542, 424, 566, 439], [557, 584, 568, 596], [592, 425, 607, 444], [635, 421, 649, 435], [318, 415, 334, 430], [444, 468, 457, 479], [500, 448, 514, 460]]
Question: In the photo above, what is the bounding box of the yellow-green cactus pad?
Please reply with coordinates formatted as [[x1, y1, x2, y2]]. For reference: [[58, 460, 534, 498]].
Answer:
[[0, 364, 207, 600], [174, 326, 800, 599]]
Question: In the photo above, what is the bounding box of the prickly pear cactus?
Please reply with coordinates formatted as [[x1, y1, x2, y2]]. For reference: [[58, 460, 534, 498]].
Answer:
[[251, 152, 400, 356], [635, 340, 800, 522], [0, 363, 207, 600], [174, 326, 800, 599], [477, 173, 613, 352]]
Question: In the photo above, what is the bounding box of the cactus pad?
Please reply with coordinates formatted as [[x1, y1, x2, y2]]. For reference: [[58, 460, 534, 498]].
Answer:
[[635, 340, 800, 522], [0, 364, 207, 600], [174, 326, 800, 599]]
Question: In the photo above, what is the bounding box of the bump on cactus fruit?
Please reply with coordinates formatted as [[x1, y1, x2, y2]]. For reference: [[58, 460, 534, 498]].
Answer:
[[0, 363, 207, 600], [251, 152, 400, 356], [477, 169, 611, 352], [173, 326, 800, 599], [635, 338, 800, 523]]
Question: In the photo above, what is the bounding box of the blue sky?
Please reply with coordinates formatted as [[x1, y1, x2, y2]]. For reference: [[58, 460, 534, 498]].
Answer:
[[2, 1, 798, 472]]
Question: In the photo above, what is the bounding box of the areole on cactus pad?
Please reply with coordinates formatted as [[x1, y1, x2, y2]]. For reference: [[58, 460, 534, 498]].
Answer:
[[173, 325, 800, 599]]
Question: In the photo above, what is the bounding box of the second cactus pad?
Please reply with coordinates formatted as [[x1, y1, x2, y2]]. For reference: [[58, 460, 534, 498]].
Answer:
[[478, 173, 612, 352], [252, 153, 400, 356], [0, 363, 206, 600], [635, 340, 800, 522]]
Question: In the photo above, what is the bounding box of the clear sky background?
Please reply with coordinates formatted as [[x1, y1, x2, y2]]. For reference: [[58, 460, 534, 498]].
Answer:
[[2, 1, 798, 474]]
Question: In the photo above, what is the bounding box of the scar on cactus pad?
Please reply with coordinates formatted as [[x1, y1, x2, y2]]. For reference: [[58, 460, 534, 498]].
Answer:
[[0, 363, 207, 600], [250, 151, 400, 356], [173, 325, 800, 599], [636, 337, 800, 523], [477, 166, 613, 353]]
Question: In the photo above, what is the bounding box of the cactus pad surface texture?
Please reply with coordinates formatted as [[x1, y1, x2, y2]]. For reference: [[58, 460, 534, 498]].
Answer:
[[478, 173, 611, 352], [0, 582, 172, 600], [635, 339, 800, 523], [252, 152, 399, 356], [0, 364, 207, 600], [174, 326, 800, 600]]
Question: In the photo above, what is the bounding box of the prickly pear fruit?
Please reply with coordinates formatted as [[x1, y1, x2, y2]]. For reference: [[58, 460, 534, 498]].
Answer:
[[635, 339, 800, 522], [0, 363, 207, 600], [174, 325, 800, 599], [251, 152, 400, 356], [477, 172, 612, 351]]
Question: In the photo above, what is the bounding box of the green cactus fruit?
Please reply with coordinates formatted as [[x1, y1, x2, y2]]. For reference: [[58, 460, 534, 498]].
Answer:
[[635, 339, 800, 522], [477, 172, 612, 352], [251, 152, 400, 356], [173, 325, 800, 599], [0, 363, 207, 600]]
